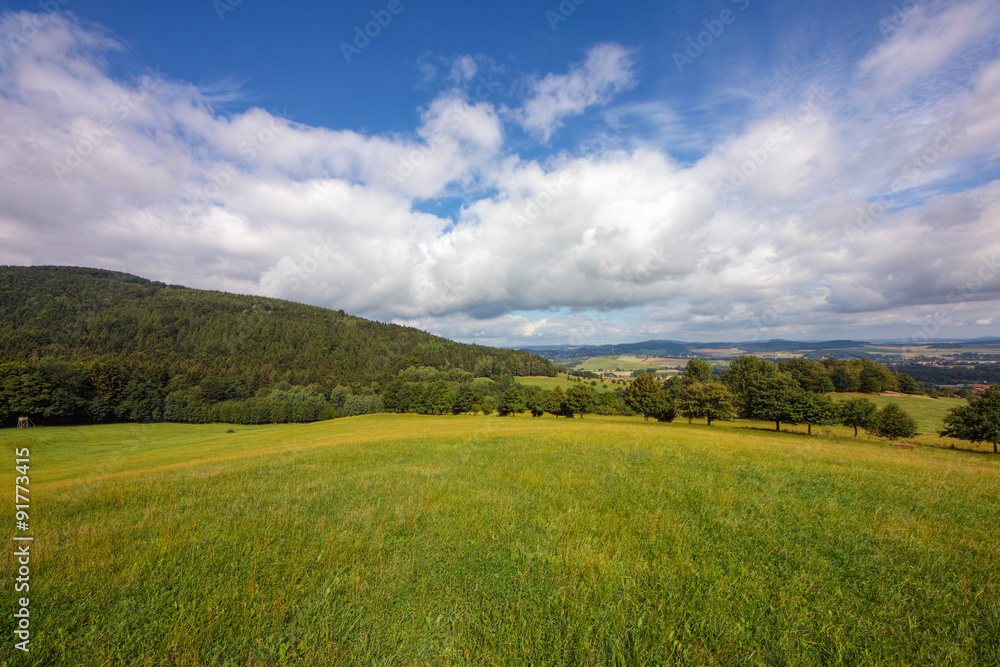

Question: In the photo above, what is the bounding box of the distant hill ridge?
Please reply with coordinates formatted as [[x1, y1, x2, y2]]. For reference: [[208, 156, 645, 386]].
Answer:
[[0, 265, 555, 388], [521, 338, 870, 360]]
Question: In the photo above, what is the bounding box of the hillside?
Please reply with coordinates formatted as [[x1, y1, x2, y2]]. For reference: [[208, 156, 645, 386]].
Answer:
[[0, 266, 554, 386], [0, 266, 556, 426]]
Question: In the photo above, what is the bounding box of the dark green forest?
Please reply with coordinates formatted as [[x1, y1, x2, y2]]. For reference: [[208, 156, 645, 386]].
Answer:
[[889, 363, 1000, 387], [0, 266, 555, 426]]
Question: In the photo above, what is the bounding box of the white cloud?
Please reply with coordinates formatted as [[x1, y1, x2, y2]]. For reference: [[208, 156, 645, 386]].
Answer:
[[0, 11, 999, 345], [516, 43, 636, 141], [954, 59, 1000, 159], [860, 0, 999, 96]]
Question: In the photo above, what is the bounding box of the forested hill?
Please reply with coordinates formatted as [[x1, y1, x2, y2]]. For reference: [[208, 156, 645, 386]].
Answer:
[[0, 266, 555, 388]]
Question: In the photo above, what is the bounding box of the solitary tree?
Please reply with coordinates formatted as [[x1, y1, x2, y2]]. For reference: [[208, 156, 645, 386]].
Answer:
[[625, 373, 661, 421], [838, 396, 878, 438], [872, 403, 918, 440], [565, 384, 598, 418], [940, 386, 1000, 453]]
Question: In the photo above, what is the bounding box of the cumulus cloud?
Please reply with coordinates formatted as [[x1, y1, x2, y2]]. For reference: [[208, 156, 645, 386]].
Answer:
[[515, 43, 637, 141], [0, 9, 999, 345]]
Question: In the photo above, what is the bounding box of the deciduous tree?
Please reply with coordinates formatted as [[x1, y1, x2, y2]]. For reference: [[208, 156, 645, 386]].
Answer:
[[676, 381, 735, 426], [791, 392, 839, 435], [838, 396, 877, 438], [721, 355, 777, 396], [546, 386, 566, 417], [625, 373, 661, 421], [871, 403, 918, 440], [740, 374, 802, 431], [498, 387, 526, 417], [565, 384, 598, 418], [683, 358, 713, 383], [940, 386, 1000, 453]]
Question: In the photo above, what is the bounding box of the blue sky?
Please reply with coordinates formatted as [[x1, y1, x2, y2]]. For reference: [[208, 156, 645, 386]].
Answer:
[[1, 0, 999, 345]]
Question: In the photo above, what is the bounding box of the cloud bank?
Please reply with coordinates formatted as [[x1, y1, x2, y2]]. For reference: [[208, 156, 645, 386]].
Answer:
[[1, 6, 999, 345]]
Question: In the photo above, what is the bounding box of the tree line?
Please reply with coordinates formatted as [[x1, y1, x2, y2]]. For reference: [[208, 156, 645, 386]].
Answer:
[[628, 357, 919, 439], [3, 351, 995, 452], [622, 357, 998, 451], [3, 267, 994, 449], [381, 366, 620, 419]]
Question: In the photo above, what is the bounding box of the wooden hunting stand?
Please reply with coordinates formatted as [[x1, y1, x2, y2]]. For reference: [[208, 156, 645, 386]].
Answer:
[[16, 416, 34, 428]]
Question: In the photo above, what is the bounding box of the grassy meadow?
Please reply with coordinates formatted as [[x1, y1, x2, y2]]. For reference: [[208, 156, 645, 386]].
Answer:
[[515, 374, 617, 392], [2, 414, 999, 665], [830, 393, 969, 439]]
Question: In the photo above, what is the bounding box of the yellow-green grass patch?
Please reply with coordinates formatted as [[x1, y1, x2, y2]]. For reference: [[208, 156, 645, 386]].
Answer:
[[2, 415, 998, 665]]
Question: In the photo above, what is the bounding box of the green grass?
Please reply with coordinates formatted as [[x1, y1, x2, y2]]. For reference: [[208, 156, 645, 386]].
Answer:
[[3, 415, 999, 665], [830, 392, 968, 440], [573, 355, 658, 372]]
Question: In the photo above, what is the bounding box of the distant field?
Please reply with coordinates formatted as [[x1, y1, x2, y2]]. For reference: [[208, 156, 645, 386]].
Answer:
[[2, 415, 998, 665], [571, 355, 701, 374], [830, 392, 968, 439], [573, 355, 659, 373], [861, 344, 1000, 359], [515, 374, 616, 392]]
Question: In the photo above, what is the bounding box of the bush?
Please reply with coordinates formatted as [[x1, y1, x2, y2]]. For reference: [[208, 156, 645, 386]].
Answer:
[[872, 403, 917, 440]]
